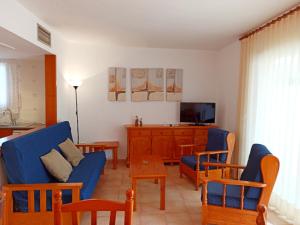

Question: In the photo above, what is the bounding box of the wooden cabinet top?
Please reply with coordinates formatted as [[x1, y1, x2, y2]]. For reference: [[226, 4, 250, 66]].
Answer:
[[125, 124, 217, 129]]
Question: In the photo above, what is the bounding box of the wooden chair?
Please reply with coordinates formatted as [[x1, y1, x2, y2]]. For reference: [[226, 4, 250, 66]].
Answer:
[[179, 128, 235, 190], [0, 192, 5, 225], [201, 144, 280, 225], [54, 189, 134, 225], [256, 205, 267, 225]]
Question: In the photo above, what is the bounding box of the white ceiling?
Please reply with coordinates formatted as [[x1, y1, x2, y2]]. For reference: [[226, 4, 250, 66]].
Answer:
[[0, 27, 48, 59], [16, 0, 299, 50]]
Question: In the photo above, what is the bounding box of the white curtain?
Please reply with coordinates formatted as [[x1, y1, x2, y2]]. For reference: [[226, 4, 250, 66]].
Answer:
[[0, 62, 21, 118], [238, 9, 300, 224]]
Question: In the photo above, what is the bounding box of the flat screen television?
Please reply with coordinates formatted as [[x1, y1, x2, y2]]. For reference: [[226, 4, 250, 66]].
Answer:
[[180, 102, 216, 125]]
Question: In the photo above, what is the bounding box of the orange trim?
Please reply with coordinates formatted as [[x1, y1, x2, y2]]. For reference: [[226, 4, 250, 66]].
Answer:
[[240, 4, 300, 40]]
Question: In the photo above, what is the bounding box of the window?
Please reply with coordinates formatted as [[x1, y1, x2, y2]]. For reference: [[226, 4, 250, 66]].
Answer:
[[0, 63, 8, 110]]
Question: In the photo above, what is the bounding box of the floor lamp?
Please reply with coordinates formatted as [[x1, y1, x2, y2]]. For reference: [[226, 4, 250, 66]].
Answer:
[[69, 80, 82, 144]]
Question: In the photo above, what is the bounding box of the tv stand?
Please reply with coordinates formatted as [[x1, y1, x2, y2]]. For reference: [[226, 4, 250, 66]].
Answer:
[[125, 124, 217, 165]]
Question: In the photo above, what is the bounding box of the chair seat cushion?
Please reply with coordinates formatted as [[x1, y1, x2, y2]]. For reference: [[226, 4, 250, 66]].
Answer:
[[205, 182, 258, 211], [67, 151, 106, 200], [181, 155, 218, 171]]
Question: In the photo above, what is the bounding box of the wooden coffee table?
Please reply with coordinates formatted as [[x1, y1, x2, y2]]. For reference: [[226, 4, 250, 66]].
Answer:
[[130, 155, 167, 211]]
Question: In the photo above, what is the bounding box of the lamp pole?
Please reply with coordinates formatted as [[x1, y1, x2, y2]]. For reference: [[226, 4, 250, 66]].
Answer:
[[73, 85, 80, 144]]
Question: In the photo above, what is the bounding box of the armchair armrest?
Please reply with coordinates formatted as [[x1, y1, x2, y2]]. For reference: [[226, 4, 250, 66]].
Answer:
[[3, 183, 82, 213], [194, 150, 228, 156], [202, 162, 246, 169], [179, 144, 199, 156], [202, 178, 266, 188], [202, 162, 246, 179], [195, 150, 228, 162], [202, 178, 266, 210]]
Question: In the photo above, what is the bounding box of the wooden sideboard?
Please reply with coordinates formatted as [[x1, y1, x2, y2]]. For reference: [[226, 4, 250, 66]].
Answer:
[[125, 124, 216, 165]]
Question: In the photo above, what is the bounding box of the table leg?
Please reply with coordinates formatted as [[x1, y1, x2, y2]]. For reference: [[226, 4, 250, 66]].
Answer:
[[160, 177, 166, 210], [154, 178, 158, 184], [113, 147, 118, 169], [132, 178, 137, 211]]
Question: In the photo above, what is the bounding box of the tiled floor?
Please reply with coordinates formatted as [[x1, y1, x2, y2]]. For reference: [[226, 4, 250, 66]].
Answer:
[[81, 160, 290, 225]]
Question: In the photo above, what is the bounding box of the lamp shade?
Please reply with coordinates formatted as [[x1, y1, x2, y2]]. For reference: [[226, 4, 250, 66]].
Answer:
[[67, 79, 82, 87]]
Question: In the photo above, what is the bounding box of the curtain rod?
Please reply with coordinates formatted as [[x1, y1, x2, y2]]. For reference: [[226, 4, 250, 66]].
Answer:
[[239, 4, 300, 41]]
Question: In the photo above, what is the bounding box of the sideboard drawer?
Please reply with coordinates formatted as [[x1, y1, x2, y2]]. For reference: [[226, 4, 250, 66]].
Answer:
[[174, 129, 193, 136], [152, 129, 173, 136], [130, 130, 151, 136], [194, 136, 208, 145], [194, 129, 208, 136]]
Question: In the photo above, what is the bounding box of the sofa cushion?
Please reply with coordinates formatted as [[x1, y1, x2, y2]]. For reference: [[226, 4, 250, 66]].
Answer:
[[240, 144, 271, 199], [2, 121, 73, 185], [204, 182, 258, 211], [41, 149, 73, 182], [59, 138, 85, 167], [206, 128, 229, 162], [181, 155, 218, 171], [67, 151, 106, 199]]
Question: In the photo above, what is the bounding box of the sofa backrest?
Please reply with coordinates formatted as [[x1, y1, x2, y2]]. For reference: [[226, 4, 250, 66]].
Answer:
[[240, 144, 271, 199], [206, 128, 229, 162], [2, 121, 73, 184]]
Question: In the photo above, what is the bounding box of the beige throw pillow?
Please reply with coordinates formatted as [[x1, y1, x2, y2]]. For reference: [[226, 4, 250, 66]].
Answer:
[[41, 149, 72, 182], [59, 138, 84, 167]]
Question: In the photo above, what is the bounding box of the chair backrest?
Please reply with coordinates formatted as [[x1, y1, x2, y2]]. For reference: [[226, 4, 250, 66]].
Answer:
[[225, 132, 235, 164], [54, 189, 134, 225], [206, 128, 235, 163], [240, 144, 279, 204]]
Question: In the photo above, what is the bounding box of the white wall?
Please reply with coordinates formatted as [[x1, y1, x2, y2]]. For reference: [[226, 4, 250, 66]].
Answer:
[[0, 0, 61, 55], [0, 0, 242, 176], [216, 41, 241, 133], [59, 43, 219, 159]]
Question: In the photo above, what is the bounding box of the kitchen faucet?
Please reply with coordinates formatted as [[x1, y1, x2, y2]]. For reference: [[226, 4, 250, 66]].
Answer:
[[3, 108, 17, 126]]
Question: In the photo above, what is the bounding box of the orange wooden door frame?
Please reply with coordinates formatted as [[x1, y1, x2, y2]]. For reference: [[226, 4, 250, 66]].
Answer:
[[45, 54, 57, 126]]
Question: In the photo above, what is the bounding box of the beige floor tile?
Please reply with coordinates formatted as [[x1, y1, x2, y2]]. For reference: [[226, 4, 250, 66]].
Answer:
[[80, 161, 288, 225]]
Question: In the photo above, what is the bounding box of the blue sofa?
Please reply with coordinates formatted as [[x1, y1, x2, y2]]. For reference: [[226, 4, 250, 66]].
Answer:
[[2, 121, 106, 212]]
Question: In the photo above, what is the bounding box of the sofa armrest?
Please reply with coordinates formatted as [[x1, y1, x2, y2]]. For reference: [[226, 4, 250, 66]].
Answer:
[[3, 183, 82, 213], [201, 178, 266, 210]]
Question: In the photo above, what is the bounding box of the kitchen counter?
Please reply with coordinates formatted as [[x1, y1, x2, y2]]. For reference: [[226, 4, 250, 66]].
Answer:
[[0, 123, 45, 148], [0, 122, 42, 130]]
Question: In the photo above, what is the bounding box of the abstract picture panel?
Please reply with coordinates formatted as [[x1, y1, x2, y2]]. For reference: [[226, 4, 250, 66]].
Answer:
[[131, 68, 164, 101], [108, 67, 126, 101], [166, 69, 183, 101], [148, 69, 164, 101]]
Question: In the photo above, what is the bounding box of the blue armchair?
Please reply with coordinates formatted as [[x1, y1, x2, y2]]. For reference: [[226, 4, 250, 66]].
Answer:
[[179, 128, 235, 190], [201, 144, 280, 225]]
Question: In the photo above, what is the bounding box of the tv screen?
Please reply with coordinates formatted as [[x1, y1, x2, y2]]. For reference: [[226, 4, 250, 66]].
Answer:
[[180, 102, 216, 124]]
